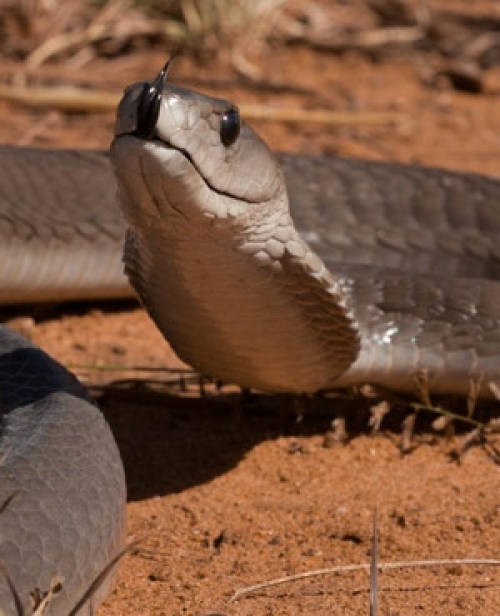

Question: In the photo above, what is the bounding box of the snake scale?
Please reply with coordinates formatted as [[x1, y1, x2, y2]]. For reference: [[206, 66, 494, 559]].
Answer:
[[1, 63, 500, 612]]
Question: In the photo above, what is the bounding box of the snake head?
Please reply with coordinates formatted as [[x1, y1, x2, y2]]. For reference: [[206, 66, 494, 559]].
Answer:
[[114, 55, 240, 149], [111, 66, 286, 228]]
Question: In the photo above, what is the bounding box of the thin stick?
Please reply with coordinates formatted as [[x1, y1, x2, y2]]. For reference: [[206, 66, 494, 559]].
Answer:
[[0, 83, 403, 126], [230, 558, 500, 602], [410, 402, 488, 430], [0, 559, 24, 615], [0, 84, 119, 113], [25, 21, 182, 69], [68, 543, 137, 616], [32, 577, 63, 615]]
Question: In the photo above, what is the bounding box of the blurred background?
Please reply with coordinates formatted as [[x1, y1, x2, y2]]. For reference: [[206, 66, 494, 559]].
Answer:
[[1, 0, 500, 173]]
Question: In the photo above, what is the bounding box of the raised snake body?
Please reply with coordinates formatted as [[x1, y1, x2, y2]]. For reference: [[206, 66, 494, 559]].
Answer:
[[111, 77, 500, 397], [2, 71, 500, 612]]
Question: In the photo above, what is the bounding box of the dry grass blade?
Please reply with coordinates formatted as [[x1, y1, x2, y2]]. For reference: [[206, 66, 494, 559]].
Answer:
[[31, 577, 63, 616], [67, 543, 137, 616], [0, 475, 126, 614], [410, 402, 489, 430], [1, 0, 292, 68], [0, 83, 403, 127], [0, 491, 18, 515], [0, 559, 24, 616], [179, 0, 288, 61], [0, 482, 23, 614], [296, 25, 425, 53], [369, 401, 390, 433], [25, 20, 179, 69], [450, 427, 483, 463], [230, 558, 500, 602], [0, 84, 119, 113], [1, 0, 183, 64], [400, 411, 416, 454], [482, 438, 500, 464]]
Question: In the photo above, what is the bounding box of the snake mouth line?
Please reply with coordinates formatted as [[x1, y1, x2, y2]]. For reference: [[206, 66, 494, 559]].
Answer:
[[147, 134, 273, 208]]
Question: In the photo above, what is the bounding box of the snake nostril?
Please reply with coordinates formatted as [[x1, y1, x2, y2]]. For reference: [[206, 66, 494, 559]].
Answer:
[[134, 80, 163, 140], [134, 54, 177, 140]]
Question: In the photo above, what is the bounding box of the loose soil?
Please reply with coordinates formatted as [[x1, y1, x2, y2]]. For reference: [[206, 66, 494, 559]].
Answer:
[[2, 11, 500, 616]]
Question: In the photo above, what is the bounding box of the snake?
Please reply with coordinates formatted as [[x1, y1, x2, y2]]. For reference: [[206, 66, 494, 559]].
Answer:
[[111, 63, 500, 398], [2, 61, 500, 613]]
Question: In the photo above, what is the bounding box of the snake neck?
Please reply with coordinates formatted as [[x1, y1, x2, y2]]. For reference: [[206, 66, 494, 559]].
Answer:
[[123, 196, 360, 393]]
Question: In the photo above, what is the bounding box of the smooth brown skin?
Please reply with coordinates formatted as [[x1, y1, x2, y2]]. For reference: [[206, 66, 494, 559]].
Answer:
[[2, 34, 500, 616]]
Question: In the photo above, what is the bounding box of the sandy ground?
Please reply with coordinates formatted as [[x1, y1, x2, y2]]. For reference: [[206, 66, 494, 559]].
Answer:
[[2, 8, 500, 614]]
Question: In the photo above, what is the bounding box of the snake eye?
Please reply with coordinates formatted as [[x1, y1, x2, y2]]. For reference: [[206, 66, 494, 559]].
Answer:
[[220, 107, 240, 147]]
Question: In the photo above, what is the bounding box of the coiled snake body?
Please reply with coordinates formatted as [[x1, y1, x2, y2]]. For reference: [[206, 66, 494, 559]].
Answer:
[[2, 69, 500, 612]]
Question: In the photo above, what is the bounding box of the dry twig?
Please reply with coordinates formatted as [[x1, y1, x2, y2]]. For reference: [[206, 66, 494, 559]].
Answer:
[[230, 558, 500, 602], [0, 83, 403, 126]]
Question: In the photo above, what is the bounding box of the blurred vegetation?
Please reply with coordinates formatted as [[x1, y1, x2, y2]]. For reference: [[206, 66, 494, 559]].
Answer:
[[0, 0, 289, 65], [1, 1, 497, 92]]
